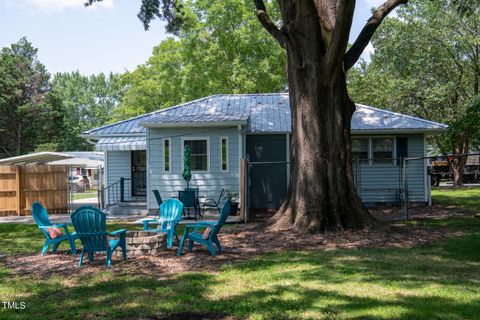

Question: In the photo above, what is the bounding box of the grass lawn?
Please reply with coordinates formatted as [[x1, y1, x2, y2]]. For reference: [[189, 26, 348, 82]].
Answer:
[[0, 223, 145, 256], [1, 217, 479, 319], [432, 187, 480, 212], [71, 190, 98, 201]]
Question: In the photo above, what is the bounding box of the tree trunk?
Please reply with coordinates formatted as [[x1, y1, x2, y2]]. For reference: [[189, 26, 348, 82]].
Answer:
[[451, 155, 468, 187], [451, 130, 470, 187], [271, 1, 373, 232]]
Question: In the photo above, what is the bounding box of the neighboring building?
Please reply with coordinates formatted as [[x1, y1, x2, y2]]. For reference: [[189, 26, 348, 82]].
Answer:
[[0, 151, 104, 188], [81, 93, 447, 215]]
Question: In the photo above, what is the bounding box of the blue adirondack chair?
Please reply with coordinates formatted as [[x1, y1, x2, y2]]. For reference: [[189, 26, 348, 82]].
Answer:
[[143, 198, 184, 249], [177, 200, 231, 256], [32, 202, 77, 256], [71, 206, 127, 268]]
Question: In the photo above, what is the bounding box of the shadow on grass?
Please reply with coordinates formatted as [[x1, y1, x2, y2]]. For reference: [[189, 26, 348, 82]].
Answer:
[[0, 223, 144, 255], [1, 229, 480, 320]]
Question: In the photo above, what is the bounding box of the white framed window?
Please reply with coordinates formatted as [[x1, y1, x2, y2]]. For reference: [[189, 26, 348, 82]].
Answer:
[[352, 138, 369, 162], [163, 138, 171, 172], [220, 136, 229, 172], [372, 137, 394, 164], [182, 137, 210, 172]]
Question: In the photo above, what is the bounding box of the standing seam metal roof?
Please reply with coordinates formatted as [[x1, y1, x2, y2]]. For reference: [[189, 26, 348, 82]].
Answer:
[[83, 93, 447, 136]]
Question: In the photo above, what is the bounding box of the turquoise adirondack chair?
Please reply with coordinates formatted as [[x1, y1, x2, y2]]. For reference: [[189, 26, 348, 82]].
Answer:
[[71, 206, 127, 268], [143, 198, 184, 249], [32, 202, 77, 256], [177, 200, 231, 256]]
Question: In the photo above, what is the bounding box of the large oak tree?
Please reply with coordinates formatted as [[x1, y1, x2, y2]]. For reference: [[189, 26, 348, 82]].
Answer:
[[87, 0, 408, 232]]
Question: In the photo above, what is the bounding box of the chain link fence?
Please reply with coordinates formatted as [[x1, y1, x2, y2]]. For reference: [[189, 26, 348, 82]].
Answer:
[[246, 154, 480, 221], [68, 171, 100, 211], [247, 161, 289, 221], [404, 153, 480, 218]]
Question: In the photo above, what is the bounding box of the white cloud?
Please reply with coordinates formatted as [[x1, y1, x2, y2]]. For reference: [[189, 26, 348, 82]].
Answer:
[[3, 0, 114, 14]]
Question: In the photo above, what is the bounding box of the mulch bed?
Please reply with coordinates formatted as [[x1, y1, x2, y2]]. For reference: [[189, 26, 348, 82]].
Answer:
[[2, 205, 472, 278]]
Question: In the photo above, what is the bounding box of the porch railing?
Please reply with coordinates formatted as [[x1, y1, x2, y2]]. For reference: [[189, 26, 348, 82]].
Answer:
[[99, 177, 143, 209]]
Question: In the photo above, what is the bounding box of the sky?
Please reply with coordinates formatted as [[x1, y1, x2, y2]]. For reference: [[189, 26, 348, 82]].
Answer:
[[0, 0, 388, 75]]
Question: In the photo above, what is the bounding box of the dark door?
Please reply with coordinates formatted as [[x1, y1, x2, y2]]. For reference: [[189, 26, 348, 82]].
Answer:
[[131, 150, 146, 196], [247, 135, 287, 210]]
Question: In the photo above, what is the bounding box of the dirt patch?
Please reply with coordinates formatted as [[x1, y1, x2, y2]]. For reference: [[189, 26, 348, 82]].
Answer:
[[123, 312, 239, 320], [2, 206, 469, 278], [369, 203, 478, 221]]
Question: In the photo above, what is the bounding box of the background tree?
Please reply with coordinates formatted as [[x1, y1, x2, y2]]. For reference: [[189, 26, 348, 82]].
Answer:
[[349, 0, 480, 186], [87, 0, 409, 232], [51, 71, 125, 150], [114, 0, 286, 120], [0, 38, 63, 158]]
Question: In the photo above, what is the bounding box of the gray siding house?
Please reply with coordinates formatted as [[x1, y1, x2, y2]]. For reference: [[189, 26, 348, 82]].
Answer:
[[81, 93, 447, 215]]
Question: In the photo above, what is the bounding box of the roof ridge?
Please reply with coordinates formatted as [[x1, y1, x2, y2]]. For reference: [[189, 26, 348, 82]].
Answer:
[[355, 104, 448, 128]]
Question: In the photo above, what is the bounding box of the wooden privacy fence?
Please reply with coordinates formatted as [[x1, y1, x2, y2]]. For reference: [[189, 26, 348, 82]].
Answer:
[[0, 165, 68, 216]]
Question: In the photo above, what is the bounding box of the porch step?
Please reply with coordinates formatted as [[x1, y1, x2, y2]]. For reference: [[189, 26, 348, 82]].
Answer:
[[106, 202, 148, 216]]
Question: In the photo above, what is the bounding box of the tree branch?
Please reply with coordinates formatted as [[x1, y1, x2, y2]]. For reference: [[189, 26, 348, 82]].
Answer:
[[344, 0, 408, 70], [325, 0, 356, 77], [254, 0, 286, 48]]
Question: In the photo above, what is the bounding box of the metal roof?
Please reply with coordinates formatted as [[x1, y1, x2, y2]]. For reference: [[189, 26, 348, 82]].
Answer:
[[95, 137, 147, 151], [352, 104, 448, 133], [141, 113, 249, 128], [0, 152, 104, 167], [83, 93, 447, 137]]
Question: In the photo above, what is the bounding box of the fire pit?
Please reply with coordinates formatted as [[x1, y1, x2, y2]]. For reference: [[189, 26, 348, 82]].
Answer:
[[114, 231, 167, 256]]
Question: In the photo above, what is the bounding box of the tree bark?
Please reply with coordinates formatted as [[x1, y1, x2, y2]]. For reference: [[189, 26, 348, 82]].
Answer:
[[451, 131, 470, 187], [268, 0, 373, 232]]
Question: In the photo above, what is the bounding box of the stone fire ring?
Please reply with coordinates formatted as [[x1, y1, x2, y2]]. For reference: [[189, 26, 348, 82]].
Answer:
[[114, 231, 167, 257]]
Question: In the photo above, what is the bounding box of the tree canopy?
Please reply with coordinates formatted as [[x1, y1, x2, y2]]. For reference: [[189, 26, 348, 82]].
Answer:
[[0, 38, 64, 158], [114, 0, 286, 120], [349, 0, 480, 156], [52, 71, 125, 150]]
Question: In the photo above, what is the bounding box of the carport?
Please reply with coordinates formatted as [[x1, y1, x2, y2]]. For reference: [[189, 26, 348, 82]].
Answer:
[[0, 152, 104, 216]]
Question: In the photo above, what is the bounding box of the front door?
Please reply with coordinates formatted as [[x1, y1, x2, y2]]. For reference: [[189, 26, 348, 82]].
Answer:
[[131, 150, 146, 197]]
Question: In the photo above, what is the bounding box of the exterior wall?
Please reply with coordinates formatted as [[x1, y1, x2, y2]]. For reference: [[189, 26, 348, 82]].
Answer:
[[147, 127, 243, 211], [105, 150, 131, 187], [353, 134, 426, 204]]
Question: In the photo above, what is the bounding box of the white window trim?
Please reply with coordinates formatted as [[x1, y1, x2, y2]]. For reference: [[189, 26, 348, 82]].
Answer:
[[163, 138, 171, 173], [181, 137, 210, 173], [220, 136, 229, 172]]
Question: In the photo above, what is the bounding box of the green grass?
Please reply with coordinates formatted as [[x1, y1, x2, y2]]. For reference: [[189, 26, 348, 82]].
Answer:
[[71, 192, 98, 201], [0, 223, 143, 255], [1, 216, 480, 319], [432, 187, 480, 212]]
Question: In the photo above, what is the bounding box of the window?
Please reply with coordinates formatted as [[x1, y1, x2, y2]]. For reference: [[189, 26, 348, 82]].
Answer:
[[352, 138, 369, 162], [372, 138, 394, 164], [220, 137, 228, 172], [163, 138, 171, 172], [183, 139, 209, 171]]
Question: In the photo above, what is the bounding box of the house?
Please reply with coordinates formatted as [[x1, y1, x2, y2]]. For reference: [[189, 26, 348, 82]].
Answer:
[[81, 93, 447, 216]]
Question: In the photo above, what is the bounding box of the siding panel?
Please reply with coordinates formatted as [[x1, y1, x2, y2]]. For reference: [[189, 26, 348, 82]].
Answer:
[[147, 127, 241, 210], [354, 134, 426, 203], [106, 151, 131, 185]]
